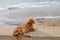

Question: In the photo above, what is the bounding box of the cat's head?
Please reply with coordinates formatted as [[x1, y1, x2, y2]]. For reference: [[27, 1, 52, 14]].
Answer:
[[27, 18, 35, 24]]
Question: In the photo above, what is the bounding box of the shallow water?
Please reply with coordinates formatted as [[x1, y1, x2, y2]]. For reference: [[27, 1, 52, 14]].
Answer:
[[0, 0, 60, 25], [0, 0, 60, 10]]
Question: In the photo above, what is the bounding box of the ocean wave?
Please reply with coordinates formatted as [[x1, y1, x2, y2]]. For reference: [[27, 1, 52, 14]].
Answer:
[[0, 2, 60, 10]]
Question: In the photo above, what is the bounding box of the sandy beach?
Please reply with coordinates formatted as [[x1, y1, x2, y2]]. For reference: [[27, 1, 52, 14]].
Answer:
[[0, 0, 60, 40], [0, 18, 60, 40], [0, 25, 60, 40], [0, 4, 60, 40], [0, 18, 60, 36]]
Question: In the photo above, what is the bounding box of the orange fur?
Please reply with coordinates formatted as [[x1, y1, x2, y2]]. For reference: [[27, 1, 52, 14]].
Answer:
[[12, 18, 35, 40]]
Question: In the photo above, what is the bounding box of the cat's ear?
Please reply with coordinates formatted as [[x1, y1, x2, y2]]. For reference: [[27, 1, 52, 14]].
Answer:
[[27, 17, 34, 19]]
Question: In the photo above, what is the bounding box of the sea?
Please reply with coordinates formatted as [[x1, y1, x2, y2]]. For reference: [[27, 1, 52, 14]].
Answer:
[[0, 0, 60, 10], [0, 0, 60, 25]]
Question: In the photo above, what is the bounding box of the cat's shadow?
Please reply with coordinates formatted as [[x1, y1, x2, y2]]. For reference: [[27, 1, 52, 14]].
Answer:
[[27, 30, 51, 37]]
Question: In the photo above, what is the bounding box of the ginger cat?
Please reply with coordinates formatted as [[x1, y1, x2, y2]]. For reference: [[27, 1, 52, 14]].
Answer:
[[12, 18, 35, 40]]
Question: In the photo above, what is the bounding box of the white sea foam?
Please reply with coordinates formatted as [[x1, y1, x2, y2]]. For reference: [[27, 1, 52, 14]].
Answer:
[[0, 2, 60, 10]]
